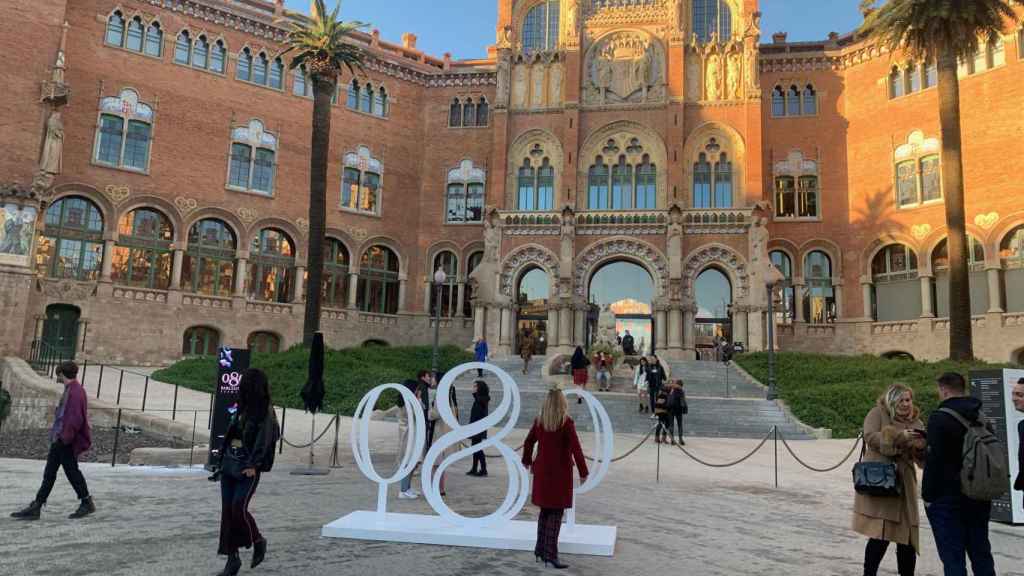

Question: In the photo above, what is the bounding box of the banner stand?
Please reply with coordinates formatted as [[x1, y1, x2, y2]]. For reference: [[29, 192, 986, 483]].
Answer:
[[969, 368, 1024, 525]]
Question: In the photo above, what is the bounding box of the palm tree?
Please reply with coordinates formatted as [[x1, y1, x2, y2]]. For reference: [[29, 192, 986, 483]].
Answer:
[[859, 0, 1018, 361], [281, 0, 365, 346]]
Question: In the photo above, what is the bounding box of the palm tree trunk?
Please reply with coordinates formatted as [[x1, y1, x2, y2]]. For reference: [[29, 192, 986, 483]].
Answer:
[[936, 47, 973, 361], [303, 75, 334, 346]]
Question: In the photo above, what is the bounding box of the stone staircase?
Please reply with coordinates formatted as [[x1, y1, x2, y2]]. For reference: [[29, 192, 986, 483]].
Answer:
[[442, 357, 813, 440]]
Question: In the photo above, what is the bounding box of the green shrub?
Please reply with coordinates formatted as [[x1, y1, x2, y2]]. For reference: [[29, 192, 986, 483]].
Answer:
[[734, 352, 1008, 438], [152, 345, 474, 416]]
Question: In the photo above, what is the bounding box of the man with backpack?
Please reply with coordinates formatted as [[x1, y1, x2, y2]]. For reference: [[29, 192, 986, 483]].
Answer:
[[922, 372, 1005, 576]]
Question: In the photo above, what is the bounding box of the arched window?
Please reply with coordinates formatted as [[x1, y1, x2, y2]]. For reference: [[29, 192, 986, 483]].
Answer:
[[692, 0, 732, 43], [775, 176, 795, 217], [323, 238, 350, 308], [449, 99, 462, 127], [894, 132, 943, 208], [249, 229, 294, 303], [587, 148, 657, 211], [446, 160, 486, 223], [269, 57, 284, 89], [636, 155, 657, 209], [889, 66, 904, 98], [192, 35, 209, 69], [919, 155, 941, 202], [183, 219, 236, 297], [804, 251, 835, 323], [347, 79, 360, 109], [464, 251, 483, 317], [228, 121, 277, 195], [714, 152, 733, 208], [248, 331, 281, 354], [770, 251, 795, 324], [802, 84, 817, 115], [537, 159, 554, 210], [237, 48, 253, 81], [36, 197, 105, 281], [431, 251, 459, 317], [476, 98, 489, 126], [905, 63, 920, 93], [210, 39, 226, 73], [252, 52, 269, 85], [361, 84, 373, 113], [183, 326, 220, 356], [95, 89, 154, 171], [519, 159, 538, 210], [174, 31, 191, 65], [932, 236, 988, 317], [522, 0, 559, 53], [771, 86, 786, 117], [1001, 225, 1024, 313], [106, 12, 126, 47], [293, 65, 311, 97], [924, 59, 937, 88], [463, 99, 476, 127], [341, 146, 383, 215], [611, 156, 634, 210], [787, 86, 801, 116], [375, 87, 389, 117], [693, 153, 712, 209], [587, 157, 609, 210], [127, 17, 145, 52], [775, 150, 822, 219], [871, 244, 920, 321], [358, 246, 400, 314], [145, 22, 163, 57], [112, 208, 173, 289]]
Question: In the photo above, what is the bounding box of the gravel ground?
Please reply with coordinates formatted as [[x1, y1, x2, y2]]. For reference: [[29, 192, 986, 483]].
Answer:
[[0, 427, 190, 464]]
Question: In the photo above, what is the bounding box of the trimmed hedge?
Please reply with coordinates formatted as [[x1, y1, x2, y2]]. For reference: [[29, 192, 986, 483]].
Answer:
[[733, 352, 1009, 438], [152, 345, 474, 416]]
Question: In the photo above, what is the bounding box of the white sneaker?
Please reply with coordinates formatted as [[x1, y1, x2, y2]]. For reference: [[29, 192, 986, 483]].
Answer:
[[398, 490, 419, 500], [407, 489, 420, 498]]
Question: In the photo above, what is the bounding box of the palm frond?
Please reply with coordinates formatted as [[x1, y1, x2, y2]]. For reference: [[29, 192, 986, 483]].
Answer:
[[281, 0, 367, 75]]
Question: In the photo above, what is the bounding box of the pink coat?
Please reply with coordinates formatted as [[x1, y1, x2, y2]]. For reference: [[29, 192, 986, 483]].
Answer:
[[60, 380, 92, 457]]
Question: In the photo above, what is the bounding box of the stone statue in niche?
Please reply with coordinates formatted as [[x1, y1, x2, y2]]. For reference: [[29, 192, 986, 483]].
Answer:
[[469, 209, 503, 304], [685, 54, 701, 101], [727, 52, 741, 100], [584, 32, 664, 106], [512, 63, 528, 108], [497, 25, 513, 49], [496, 54, 511, 107], [548, 62, 563, 106], [38, 109, 64, 177], [566, 0, 579, 39], [559, 206, 575, 278], [531, 62, 546, 108], [705, 54, 721, 101], [747, 211, 784, 308]]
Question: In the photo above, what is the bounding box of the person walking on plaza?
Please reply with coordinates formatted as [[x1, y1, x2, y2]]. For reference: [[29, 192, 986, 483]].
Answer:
[[634, 357, 650, 413], [668, 379, 688, 446], [11, 361, 95, 521], [622, 330, 636, 356], [594, 351, 612, 392], [474, 337, 489, 377], [467, 380, 490, 477], [570, 346, 590, 404], [646, 355, 666, 417], [213, 368, 278, 575], [1013, 378, 1024, 498], [522, 388, 589, 570], [398, 378, 423, 499], [654, 385, 671, 444], [852, 383, 926, 576], [520, 329, 536, 375], [922, 372, 997, 576]]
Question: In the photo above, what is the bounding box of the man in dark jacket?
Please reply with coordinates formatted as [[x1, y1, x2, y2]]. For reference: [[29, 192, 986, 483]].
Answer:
[[1012, 378, 1024, 496], [621, 331, 636, 356], [922, 372, 996, 576], [11, 361, 95, 520]]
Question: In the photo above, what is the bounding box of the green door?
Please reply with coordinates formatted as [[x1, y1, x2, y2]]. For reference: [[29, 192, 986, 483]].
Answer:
[[42, 304, 80, 360]]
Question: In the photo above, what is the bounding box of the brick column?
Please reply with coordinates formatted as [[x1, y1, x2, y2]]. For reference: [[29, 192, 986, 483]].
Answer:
[[348, 272, 359, 309], [919, 275, 934, 318], [234, 258, 248, 297], [986, 266, 1004, 313], [861, 277, 873, 320], [456, 282, 466, 317], [398, 276, 408, 313], [293, 265, 306, 304], [100, 240, 115, 282], [793, 279, 805, 322], [170, 249, 184, 290], [833, 280, 844, 320]]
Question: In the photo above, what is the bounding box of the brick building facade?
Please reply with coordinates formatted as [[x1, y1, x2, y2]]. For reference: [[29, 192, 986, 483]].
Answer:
[[0, 0, 1021, 365]]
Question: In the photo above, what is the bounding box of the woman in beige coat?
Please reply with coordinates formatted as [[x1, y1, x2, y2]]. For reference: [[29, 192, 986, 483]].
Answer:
[[852, 383, 926, 576]]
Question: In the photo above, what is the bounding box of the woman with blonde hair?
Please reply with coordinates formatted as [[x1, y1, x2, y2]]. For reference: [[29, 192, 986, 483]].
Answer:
[[522, 388, 589, 570], [852, 383, 926, 576]]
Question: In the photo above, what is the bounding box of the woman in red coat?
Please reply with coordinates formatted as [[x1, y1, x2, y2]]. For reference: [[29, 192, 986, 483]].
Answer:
[[522, 388, 589, 569]]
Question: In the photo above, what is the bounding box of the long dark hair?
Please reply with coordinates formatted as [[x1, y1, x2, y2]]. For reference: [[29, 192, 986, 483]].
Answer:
[[238, 368, 272, 421]]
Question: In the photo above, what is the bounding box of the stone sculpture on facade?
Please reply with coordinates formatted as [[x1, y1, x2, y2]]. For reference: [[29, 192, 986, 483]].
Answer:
[[469, 208, 503, 304], [495, 54, 511, 107], [38, 110, 64, 178], [705, 54, 721, 101], [584, 32, 665, 105], [727, 52, 741, 100]]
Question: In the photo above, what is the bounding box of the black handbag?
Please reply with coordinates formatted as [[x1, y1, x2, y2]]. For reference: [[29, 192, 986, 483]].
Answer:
[[852, 441, 901, 497]]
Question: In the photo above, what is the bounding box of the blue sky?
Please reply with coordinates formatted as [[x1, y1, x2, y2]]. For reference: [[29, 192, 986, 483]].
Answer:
[[284, 1, 865, 60]]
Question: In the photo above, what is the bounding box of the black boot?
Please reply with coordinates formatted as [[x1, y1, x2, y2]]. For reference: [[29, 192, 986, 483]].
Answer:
[[543, 557, 570, 569], [11, 500, 43, 520], [68, 496, 96, 519], [217, 553, 241, 576], [251, 537, 267, 569]]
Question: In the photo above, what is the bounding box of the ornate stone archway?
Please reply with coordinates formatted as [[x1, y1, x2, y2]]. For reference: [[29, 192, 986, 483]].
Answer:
[[499, 244, 558, 299], [573, 237, 669, 300], [682, 243, 750, 302]]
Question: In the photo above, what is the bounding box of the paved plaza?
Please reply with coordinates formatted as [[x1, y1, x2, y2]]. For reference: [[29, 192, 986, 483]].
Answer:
[[3, 429, 1023, 576]]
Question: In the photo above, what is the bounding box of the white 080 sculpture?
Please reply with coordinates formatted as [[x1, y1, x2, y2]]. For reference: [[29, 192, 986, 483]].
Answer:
[[322, 362, 618, 556]]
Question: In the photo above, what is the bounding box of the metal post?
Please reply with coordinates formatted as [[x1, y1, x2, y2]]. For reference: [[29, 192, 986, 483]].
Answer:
[[116, 371, 124, 405], [97, 365, 104, 399], [81, 360, 88, 383], [112, 408, 123, 467], [189, 410, 197, 469], [172, 384, 179, 421], [279, 407, 286, 455], [767, 284, 778, 401], [656, 431, 661, 484], [142, 376, 150, 412], [431, 281, 442, 376], [207, 393, 214, 429], [330, 410, 341, 468], [773, 426, 779, 489]]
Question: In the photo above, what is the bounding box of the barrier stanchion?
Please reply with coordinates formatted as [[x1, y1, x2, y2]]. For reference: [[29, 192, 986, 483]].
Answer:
[[172, 384, 179, 421], [111, 408, 122, 468], [96, 365, 104, 399], [773, 426, 779, 488], [116, 371, 124, 405], [141, 376, 150, 412], [189, 410, 197, 469], [279, 407, 286, 455], [207, 393, 214, 429], [330, 409, 342, 469], [656, 429, 661, 484]]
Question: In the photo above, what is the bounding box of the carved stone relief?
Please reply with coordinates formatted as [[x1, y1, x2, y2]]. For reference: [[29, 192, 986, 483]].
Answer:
[[583, 31, 665, 106], [573, 238, 669, 299], [531, 63, 546, 108], [512, 63, 528, 108], [683, 245, 750, 301], [499, 245, 558, 298]]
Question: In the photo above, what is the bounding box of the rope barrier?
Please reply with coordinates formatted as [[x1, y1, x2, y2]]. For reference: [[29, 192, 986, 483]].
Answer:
[[583, 423, 658, 463], [281, 415, 338, 449], [672, 426, 775, 468], [777, 430, 864, 473]]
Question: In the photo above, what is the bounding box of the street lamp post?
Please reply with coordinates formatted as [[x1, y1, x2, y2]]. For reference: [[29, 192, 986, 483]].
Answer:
[[766, 280, 778, 400], [431, 268, 447, 376]]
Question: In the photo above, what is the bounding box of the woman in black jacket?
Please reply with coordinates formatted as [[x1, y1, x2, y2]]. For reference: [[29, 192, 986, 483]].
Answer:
[[215, 368, 278, 576], [467, 380, 490, 477]]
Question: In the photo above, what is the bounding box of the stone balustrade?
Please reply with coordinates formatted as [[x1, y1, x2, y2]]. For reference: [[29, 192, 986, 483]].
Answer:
[[181, 294, 233, 309], [112, 286, 168, 304], [931, 316, 987, 331], [682, 208, 753, 235], [359, 312, 399, 326], [870, 320, 919, 335], [245, 301, 293, 315], [501, 212, 560, 236], [575, 210, 667, 235], [323, 307, 350, 321]]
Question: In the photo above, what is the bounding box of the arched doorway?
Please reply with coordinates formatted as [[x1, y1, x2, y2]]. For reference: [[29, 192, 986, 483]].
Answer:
[[42, 304, 81, 359], [516, 267, 549, 355], [588, 261, 655, 355], [695, 268, 732, 360]]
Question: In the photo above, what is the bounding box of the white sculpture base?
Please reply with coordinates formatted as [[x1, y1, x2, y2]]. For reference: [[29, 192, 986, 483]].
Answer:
[[322, 511, 617, 557]]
